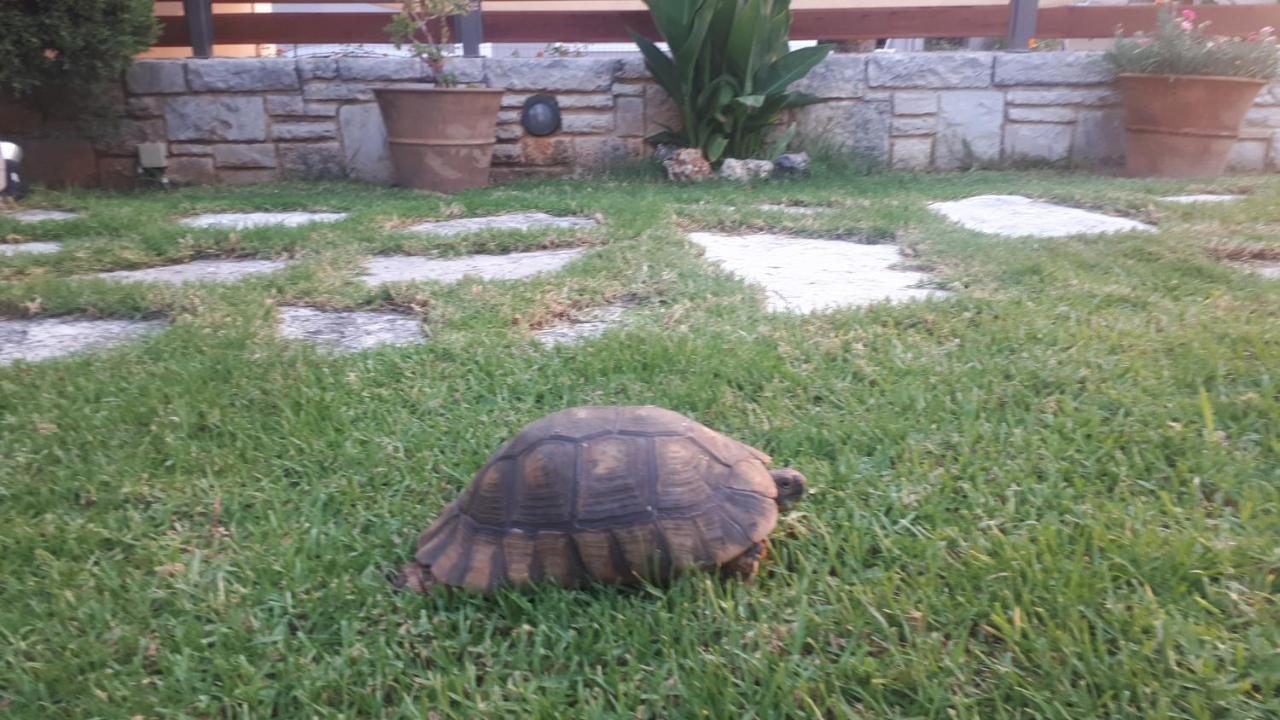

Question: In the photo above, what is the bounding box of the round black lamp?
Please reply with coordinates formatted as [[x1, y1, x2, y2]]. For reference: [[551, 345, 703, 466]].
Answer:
[[521, 94, 561, 137]]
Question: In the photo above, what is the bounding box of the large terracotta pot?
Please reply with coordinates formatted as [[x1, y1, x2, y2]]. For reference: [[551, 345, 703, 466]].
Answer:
[[1117, 73, 1266, 178], [373, 85, 504, 193]]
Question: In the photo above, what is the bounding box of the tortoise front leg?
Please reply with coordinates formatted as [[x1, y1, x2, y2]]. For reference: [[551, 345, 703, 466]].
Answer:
[[719, 540, 768, 581]]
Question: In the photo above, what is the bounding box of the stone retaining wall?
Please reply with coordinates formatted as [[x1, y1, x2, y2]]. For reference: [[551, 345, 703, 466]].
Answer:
[[26, 52, 1280, 186]]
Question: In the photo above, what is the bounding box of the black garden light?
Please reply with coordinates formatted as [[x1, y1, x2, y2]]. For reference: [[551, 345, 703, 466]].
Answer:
[[520, 94, 561, 137], [0, 141, 25, 200]]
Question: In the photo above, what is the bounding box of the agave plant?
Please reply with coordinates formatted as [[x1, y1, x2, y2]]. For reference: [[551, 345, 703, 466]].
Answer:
[[634, 0, 831, 163]]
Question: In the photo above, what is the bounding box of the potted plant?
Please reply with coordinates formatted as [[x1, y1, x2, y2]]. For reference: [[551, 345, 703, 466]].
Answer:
[[1108, 8, 1279, 178], [377, 0, 504, 193]]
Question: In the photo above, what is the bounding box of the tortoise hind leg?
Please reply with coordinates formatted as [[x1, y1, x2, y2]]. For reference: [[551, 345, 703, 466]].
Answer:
[[393, 562, 438, 594], [719, 540, 768, 582]]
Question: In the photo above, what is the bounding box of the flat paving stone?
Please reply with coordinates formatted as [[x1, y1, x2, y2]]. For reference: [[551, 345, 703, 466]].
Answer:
[[1160, 195, 1245, 204], [0, 318, 165, 366], [1254, 262, 1280, 280], [758, 204, 827, 215], [403, 213, 597, 237], [535, 305, 629, 347], [6, 209, 81, 223], [97, 258, 291, 285], [0, 241, 61, 256], [179, 212, 349, 230], [277, 306, 425, 354], [688, 232, 948, 314], [928, 195, 1154, 238], [362, 248, 585, 285]]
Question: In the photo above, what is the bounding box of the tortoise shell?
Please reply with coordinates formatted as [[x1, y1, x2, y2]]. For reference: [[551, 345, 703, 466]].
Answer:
[[403, 406, 784, 592]]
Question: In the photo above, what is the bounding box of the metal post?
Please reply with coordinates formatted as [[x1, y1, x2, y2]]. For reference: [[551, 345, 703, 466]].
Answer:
[[1005, 0, 1038, 52], [182, 0, 215, 58], [455, 0, 484, 58]]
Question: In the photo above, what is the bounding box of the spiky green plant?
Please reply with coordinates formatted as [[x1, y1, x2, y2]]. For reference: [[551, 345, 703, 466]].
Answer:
[[634, 0, 831, 163]]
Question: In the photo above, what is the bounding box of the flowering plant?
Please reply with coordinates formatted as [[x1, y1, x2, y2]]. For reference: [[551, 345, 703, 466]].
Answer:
[[385, 0, 473, 87], [1107, 8, 1279, 79]]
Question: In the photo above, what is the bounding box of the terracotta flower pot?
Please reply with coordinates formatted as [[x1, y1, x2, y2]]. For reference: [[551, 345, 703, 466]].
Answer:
[[1117, 73, 1266, 178], [373, 85, 504, 193]]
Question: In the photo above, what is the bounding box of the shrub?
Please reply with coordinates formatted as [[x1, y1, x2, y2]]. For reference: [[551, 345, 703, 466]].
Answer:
[[1107, 8, 1279, 80], [385, 0, 474, 87], [634, 0, 831, 163], [0, 0, 157, 112]]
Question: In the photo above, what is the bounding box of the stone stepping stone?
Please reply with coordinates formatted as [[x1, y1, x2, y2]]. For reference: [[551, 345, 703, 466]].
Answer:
[[179, 212, 348, 230], [1, 241, 61, 256], [403, 213, 597, 237], [362, 248, 585, 286], [535, 305, 629, 347], [6, 209, 80, 223], [97, 258, 291, 285], [0, 317, 165, 366], [277, 306, 425, 354], [1160, 195, 1245, 204], [1253, 263, 1280, 280], [689, 232, 947, 314], [758, 204, 826, 215], [928, 195, 1154, 238]]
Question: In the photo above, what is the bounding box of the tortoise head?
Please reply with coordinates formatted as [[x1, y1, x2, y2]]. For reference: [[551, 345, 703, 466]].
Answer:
[[770, 468, 807, 510]]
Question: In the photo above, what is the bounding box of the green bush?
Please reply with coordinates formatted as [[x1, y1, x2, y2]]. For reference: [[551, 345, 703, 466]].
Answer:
[[1107, 8, 1279, 80], [634, 0, 831, 163], [0, 0, 157, 112]]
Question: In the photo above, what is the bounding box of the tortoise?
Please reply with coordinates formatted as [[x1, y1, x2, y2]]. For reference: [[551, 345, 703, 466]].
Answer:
[[397, 406, 806, 593]]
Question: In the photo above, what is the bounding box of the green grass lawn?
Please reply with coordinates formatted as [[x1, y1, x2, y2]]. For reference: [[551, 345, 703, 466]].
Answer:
[[2, 166, 1278, 719]]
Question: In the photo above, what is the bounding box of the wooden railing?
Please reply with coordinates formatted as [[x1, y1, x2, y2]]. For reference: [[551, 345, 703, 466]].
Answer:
[[161, 0, 1280, 58]]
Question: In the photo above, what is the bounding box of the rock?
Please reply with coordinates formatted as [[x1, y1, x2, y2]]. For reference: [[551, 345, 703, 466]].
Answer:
[[689, 232, 948, 313], [0, 241, 61, 255], [644, 83, 681, 137], [794, 100, 890, 163], [891, 116, 936, 136], [339, 104, 393, 184], [1006, 89, 1120, 106], [277, 307, 425, 353], [126, 97, 165, 119], [169, 144, 213, 156], [165, 96, 269, 142], [266, 96, 334, 117], [893, 91, 939, 115], [789, 55, 867, 99], [0, 318, 166, 365], [616, 57, 649, 80], [298, 58, 339, 80], [995, 52, 1111, 86], [97, 259, 292, 284], [165, 157, 217, 185], [1071, 109, 1126, 166], [403, 213, 597, 237], [278, 143, 345, 180], [179, 212, 347, 230], [1227, 139, 1268, 172], [271, 122, 339, 141], [719, 158, 773, 182], [95, 119, 165, 156], [928, 195, 1154, 238], [1003, 123, 1073, 163], [573, 137, 633, 170], [654, 143, 681, 163], [868, 53, 993, 89], [337, 57, 427, 81], [664, 148, 715, 182], [486, 58, 618, 92], [125, 61, 187, 94], [892, 137, 934, 170], [935, 91, 1004, 169], [773, 152, 811, 179], [615, 96, 645, 137], [1006, 106, 1077, 123], [362, 248, 586, 285], [559, 113, 613, 134], [303, 82, 374, 102], [187, 59, 300, 92], [210, 144, 278, 169]]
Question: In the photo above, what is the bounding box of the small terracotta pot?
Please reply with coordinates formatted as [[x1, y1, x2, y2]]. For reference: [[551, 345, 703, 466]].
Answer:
[[373, 85, 504, 193], [1117, 73, 1266, 178]]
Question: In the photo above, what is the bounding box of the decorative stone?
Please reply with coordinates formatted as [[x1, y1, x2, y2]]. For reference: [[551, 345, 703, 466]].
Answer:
[[0, 241, 61, 255], [719, 158, 773, 182], [928, 195, 1154, 238], [1007, 106, 1077, 123], [486, 58, 618, 92], [187, 59, 300, 92], [278, 143, 345, 180], [6, 209, 80, 223], [179, 212, 346, 230], [1003, 123, 1073, 163], [688, 232, 948, 313], [615, 96, 646, 137], [0, 318, 166, 366], [404, 213, 597, 237], [126, 61, 187, 94], [795, 100, 891, 163], [362, 248, 586, 285], [339, 104, 393, 184], [166, 157, 218, 185], [337, 57, 427, 81], [868, 53, 993, 89], [1071, 109, 1125, 165], [277, 306, 425, 353], [664, 148, 715, 182], [994, 52, 1111, 86], [97, 259, 292, 284], [271, 122, 338, 141], [893, 91, 939, 115], [773, 152, 811, 179], [789, 55, 867, 99], [536, 305, 629, 346], [1006, 89, 1119, 106], [1160, 195, 1245, 204], [935, 91, 1004, 169], [892, 137, 934, 170], [211, 143, 277, 169], [166, 96, 268, 142]]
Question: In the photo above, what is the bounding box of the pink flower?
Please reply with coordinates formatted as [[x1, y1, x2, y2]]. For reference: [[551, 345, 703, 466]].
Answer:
[[1261, 26, 1276, 35], [1180, 19, 1194, 32], [1181, 9, 1197, 21]]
